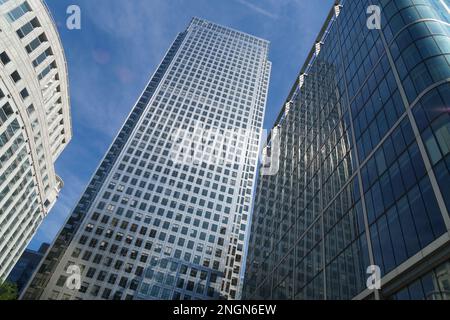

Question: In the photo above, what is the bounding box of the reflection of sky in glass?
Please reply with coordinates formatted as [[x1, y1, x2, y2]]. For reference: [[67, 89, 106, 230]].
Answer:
[[135, 257, 224, 300]]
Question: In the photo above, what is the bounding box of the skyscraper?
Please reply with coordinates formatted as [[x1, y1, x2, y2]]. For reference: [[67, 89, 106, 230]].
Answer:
[[23, 17, 270, 300], [0, 0, 71, 281], [244, 0, 450, 300]]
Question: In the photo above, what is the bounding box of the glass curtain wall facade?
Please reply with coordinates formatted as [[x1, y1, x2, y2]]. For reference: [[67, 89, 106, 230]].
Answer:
[[22, 18, 271, 301], [244, 0, 450, 300]]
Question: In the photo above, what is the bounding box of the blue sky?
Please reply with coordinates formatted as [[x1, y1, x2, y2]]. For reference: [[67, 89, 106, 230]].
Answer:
[[29, 0, 335, 250]]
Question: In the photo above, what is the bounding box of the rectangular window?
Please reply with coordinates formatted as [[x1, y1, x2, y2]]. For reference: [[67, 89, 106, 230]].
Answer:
[[16, 17, 40, 38], [38, 61, 56, 81], [11, 71, 21, 83], [0, 102, 13, 125], [0, 51, 10, 65], [20, 88, 29, 99], [25, 33, 47, 53], [6, 1, 31, 22]]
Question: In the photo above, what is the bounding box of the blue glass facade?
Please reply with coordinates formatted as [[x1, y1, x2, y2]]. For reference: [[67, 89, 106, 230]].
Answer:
[[244, 0, 450, 300]]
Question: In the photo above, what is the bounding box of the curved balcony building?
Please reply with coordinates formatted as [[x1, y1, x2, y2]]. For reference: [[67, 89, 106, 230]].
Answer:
[[0, 0, 71, 281]]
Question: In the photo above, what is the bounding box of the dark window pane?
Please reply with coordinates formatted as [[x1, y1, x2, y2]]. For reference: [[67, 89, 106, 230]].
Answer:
[[397, 197, 421, 257]]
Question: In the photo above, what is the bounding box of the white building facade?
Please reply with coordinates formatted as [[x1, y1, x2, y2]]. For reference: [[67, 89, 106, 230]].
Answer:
[[0, 0, 71, 281]]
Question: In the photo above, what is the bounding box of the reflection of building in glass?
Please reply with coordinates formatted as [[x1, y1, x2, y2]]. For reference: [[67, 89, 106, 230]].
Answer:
[[134, 257, 224, 300], [7, 243, 49, 295], [0, 0, 71, 281], [394, 260, 450, 300], [244, 0, 450, 300], [23, 17, 270, 300]]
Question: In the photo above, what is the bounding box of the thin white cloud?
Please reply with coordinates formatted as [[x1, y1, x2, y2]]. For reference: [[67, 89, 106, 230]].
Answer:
[[236, 0, 278, 19], [66, 0, 179, 138]]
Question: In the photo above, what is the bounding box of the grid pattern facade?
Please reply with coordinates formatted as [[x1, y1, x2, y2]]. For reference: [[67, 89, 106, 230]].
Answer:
[[23, 18, 270, 300], [0, 0, 71, 281], [244, 0, 450, 300]]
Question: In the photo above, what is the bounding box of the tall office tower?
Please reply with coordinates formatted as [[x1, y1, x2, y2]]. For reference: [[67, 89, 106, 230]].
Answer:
[[0, 0, 71, 281], [244, 0, 450, 300], [23, 17, 270, 300]]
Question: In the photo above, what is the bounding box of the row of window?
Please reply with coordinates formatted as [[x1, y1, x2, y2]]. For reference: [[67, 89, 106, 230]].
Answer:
[[391, 259, 450, 300]]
